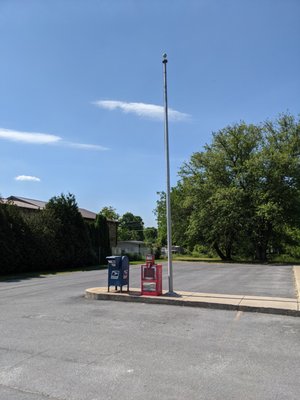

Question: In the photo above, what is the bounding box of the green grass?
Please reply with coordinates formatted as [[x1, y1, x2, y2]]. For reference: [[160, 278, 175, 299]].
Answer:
[[171, 255, 221, 262], [270, 255, 300, 265], [129, 260, 145, 265], [129, 258, 165, 265], [168, 254, 300, 265]]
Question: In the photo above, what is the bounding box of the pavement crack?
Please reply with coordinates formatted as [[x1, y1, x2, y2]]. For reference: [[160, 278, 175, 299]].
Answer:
[[0, 382, 64, 400], [2, 349, 50, 371], [237, 295, 245, 309]]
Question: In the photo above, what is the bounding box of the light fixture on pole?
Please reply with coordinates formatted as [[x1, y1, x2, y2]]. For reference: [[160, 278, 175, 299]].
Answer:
[[162, 53, 174, 294]]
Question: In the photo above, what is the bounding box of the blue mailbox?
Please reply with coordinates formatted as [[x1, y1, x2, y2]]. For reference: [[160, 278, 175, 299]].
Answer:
[[107, 255, 130, 292]]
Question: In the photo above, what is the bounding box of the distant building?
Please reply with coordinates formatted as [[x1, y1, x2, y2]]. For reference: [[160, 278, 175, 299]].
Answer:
[[2, 195, 118, 248], [114, 240, 151, 258], [4, 195, 96, 220], [161, 245, 183, 255]]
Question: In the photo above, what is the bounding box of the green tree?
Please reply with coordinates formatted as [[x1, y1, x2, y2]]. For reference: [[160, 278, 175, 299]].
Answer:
[[155, 184, 191, 248], [179, 122, 261, 260], [43, 193, 95, 268], [171, 114, 300, 261], [249, 114, 300, 260], [24, 208, 62, 270], [118, 212, 144, 241], [0, 193, 100, 275], [155, 192, 167, 246], [91, 214, 111, 264], [99, 206, 119, 221], [143, 226, 162, 258], [144, 227, 158, 243], [0, 201, 33, 273]]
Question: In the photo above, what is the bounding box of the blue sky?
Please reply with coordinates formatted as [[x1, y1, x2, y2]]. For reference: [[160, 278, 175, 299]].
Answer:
[[0, 0, 299, 227]]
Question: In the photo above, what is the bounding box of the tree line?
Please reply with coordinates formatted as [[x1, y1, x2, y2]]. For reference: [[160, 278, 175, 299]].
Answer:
[[4, 113, 296, 271], [100, 207, 159, 256], [0, 193, 111, 275], [155, 114, 300, 262], [101, 206, 157, 241]]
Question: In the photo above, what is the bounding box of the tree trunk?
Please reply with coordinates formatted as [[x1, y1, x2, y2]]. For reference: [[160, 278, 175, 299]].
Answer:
[[225, 240, 233, 261], [255, 245, 267, 263], [214, 243, 232, 261]]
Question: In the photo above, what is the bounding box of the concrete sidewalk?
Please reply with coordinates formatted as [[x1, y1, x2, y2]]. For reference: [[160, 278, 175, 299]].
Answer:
[[294, 265, 300, 299], [85, 266, 300, 317], [85, 288, 299, 316]]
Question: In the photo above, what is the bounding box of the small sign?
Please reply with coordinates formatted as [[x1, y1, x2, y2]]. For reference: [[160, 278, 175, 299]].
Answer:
[[111, 270, 119, 279], [143, 282, 156, 292]]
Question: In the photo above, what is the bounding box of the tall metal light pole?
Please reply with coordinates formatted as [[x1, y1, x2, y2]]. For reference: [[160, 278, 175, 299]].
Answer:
[[162, 53, 174, 294]]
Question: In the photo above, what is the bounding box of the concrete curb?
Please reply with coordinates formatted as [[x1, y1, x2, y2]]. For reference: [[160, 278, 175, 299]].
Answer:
[[85, 288, 300, 317], [293, 266, 300, 300]]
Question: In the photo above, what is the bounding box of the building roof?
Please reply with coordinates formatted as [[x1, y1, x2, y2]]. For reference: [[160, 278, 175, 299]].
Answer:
[[2, 198, 39, 210], [8, 196, 47, 209], [5, 196, 97, 220], [77, 207, 97, 220]]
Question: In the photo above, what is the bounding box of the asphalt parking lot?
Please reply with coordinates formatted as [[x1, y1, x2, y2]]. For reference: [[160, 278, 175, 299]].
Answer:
[[160, 261, 296, 298], [0, 262, 299, 399]]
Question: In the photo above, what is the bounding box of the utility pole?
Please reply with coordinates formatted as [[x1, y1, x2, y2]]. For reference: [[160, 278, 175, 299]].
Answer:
[[162, 53, 174, 293]]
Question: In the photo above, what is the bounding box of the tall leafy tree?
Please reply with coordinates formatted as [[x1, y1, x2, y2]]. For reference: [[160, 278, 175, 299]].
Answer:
[[155, 184, 191, 248], [250, 115, 300, 260], [0, 193, 103, 274], [118, 212, 144, 241], [0, 201, 32, 273], [144, 227, 158, 243], [155, 192, 167, 246], [92, 214, 111, 264], [143, 226, 158, 256], [158, 114, 300, 262], [44, 193, 95, 267], [99, 206, 119, 221], [179, 122, 261, 259]]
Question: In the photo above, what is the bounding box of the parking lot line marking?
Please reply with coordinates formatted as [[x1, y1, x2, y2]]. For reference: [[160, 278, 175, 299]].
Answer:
[[234, 311, 243, 321]]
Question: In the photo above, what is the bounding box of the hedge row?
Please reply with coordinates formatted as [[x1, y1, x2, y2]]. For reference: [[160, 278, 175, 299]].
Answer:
[[0, 194, 111, 275]]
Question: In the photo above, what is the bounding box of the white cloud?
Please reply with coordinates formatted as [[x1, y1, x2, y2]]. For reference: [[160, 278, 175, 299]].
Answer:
[[0, 128, 108, 151], [0, 128, 60, 144], [93, 100, 190, 121], [66, 142, 109, 151], [15, 175, 41, 182]]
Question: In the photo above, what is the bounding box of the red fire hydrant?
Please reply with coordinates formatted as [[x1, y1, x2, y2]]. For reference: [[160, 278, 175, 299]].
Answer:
[[141, 254, 162, 296]]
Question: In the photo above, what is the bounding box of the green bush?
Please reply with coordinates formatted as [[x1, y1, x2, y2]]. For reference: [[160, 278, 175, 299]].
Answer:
[[0, 193, 112, 275], [0, 202, 32, 273], [89, 214, 111, 264]]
